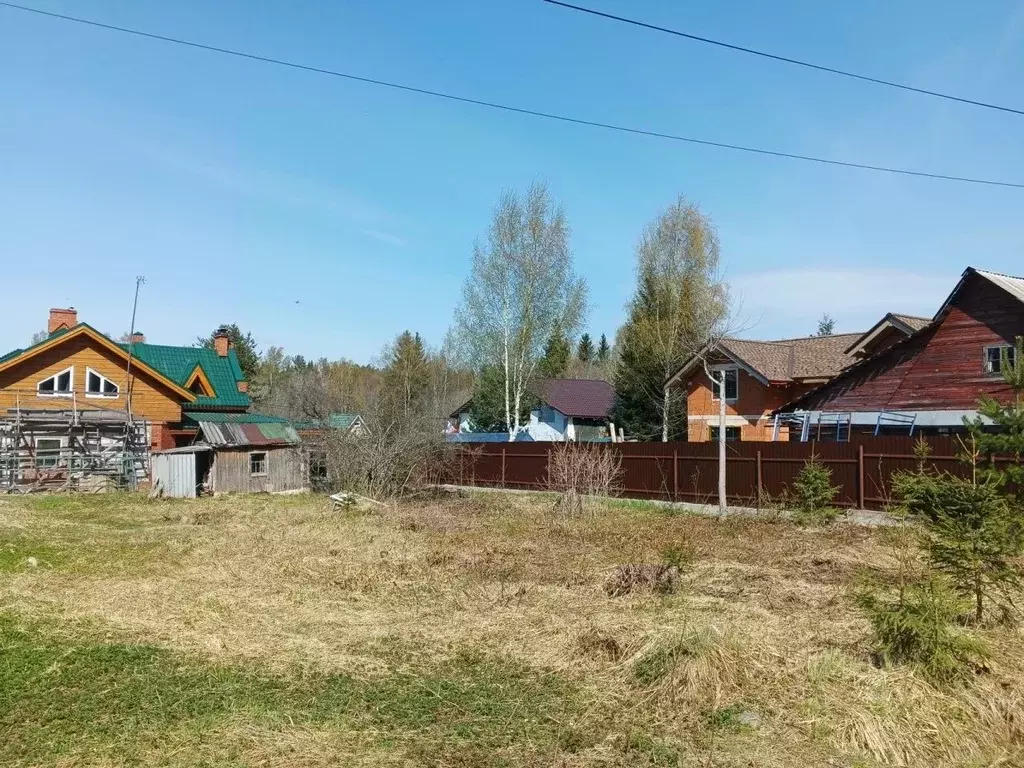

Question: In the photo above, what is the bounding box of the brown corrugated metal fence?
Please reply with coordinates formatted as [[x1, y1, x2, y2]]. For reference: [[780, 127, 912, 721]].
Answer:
[[446, 437, 1004, 511]]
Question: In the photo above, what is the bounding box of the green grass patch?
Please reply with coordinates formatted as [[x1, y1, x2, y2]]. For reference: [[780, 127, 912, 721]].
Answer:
[[0, 535, 69, 572], [0, 613, 578, 766]]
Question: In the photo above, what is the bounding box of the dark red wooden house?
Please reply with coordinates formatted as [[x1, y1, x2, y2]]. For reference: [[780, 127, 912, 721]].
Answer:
[[775, 267, 1024, 438]]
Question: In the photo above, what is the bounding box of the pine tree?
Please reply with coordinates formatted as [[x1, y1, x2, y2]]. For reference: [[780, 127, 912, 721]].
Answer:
[[597, 334, 610, 362], [577, 333, 594, 363], [379, 330, 429, 422], [816, 314, 836, 336], [469, 366, 530, 432], [538, 327, 572, 378]]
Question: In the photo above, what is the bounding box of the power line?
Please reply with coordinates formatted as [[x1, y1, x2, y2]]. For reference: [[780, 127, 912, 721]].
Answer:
[[1, 1, 1021, 190], [543, 0, 1024, 118]]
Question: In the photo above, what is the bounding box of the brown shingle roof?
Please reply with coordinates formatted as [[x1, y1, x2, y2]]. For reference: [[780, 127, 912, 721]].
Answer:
[[529, 378, 615, 419], [891, 314, 931, 332], [721, 333, 863, 383]]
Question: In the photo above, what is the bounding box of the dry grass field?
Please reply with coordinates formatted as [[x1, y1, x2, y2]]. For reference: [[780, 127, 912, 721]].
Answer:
[[1, 490, 1022, 767]]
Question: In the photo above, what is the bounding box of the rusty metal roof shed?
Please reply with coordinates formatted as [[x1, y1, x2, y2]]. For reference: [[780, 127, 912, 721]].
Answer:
[[197, 420, 301, 448]]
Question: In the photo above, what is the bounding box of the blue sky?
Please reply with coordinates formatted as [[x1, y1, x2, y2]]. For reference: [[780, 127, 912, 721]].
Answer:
[[2, 0, 1022, 362]]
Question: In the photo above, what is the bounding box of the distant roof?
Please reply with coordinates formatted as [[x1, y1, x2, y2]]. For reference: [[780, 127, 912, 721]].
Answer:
[[529, 378, 615, 419], [293, 413, 363, 431]]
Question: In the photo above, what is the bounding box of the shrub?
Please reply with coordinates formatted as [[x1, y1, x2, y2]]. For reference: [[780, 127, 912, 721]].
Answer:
[[855, 577, 988, 681], [660, 541, 697, 570], [546, 442, 622, 516], [792, 455, 840, 526]]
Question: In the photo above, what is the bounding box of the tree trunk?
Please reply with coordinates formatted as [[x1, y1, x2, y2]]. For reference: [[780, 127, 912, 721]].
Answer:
[[718, 372, 727, 515], [975, 573, 984, 624], [661, 384, 670, 442]]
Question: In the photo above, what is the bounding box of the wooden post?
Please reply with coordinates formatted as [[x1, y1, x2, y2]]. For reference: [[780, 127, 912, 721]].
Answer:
[[857, 444, 865, 510], [672, 448, 678, 502], [756, 450, 763, 508], [501, 445, 506, 488]]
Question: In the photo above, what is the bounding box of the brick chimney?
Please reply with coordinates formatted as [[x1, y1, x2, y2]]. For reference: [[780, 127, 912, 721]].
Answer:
[[213, 327, 231, 357], [129, 331, 145, 344], [48, 307, 78, 334], [237, 380, 249, 393]]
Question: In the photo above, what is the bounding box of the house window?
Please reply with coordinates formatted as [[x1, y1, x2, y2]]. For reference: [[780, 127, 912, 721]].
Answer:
[[250, 451, 268, 476], [35, 438, 62, 468], [37, 367, 73, 397], [709, 426, 741, 442], [984, 345, 1016, 375], [85, 367, 119, 398], [710, 368, 739, 401]]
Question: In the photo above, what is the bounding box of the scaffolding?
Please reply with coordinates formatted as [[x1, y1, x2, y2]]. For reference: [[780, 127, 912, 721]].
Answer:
[[0, 398, 149, 494]]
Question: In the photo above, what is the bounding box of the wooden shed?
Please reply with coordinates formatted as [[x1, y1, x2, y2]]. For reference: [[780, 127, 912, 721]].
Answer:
[[152, 414, 307, 497]]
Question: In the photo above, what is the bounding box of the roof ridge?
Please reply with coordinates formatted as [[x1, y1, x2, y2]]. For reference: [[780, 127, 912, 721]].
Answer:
[[974, 267, 1024, 281], [727, 332, 863, 344]]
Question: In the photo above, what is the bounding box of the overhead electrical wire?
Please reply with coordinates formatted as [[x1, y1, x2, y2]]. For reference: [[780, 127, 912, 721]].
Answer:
[[0, 1, 1021, 189], [543, 0, 1024, 118]]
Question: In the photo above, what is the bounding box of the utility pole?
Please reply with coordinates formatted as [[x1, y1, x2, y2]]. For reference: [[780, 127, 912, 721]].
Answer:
[[124, 276, 145, 424]]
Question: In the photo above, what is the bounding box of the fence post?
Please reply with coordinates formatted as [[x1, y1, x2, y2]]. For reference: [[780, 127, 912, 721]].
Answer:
[[857, 444, 865, 510], [501, 445, 506, 488], [672, 448, 678, 502], [756, 450, 763, 508]]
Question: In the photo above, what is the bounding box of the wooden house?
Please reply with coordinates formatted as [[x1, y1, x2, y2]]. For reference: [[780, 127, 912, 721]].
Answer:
[[775, 267, 1024, 437], [666, 334, 864, 442], [0, 308, 302, 492]]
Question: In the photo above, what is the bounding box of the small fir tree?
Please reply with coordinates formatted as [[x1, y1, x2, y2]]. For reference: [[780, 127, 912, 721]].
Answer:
[[792, 454, 840, 525], [597, 334, 610, 362], [895, 460, 1024, 623], [538, 327, 572, 378], [577, 333, 594, 364], [816, 314, 836, 336]]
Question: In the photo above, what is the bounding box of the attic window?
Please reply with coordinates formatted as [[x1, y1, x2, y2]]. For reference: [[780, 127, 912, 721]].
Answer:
[[85, 367, 119, 398], [37, 367, 73, 397], [185, 367, 215, 397], [985, 345, 1016, 375]]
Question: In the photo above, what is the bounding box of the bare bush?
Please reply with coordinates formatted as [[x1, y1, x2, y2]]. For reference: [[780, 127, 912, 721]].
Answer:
[[319, 417, 458, 502], [605, 564, 680, 597], [546, 443, 623, 515]]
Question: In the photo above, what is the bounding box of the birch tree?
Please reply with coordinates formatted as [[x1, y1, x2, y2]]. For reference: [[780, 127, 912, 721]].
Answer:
[[455, 183, 586, 438], [612, 197, 729, 441]]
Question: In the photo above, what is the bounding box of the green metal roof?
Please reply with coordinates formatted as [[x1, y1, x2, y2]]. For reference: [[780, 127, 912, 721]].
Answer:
[[180, 411, 291, 428], [122, 342, 251, 409], [1, 323, 250, 412], [293, 412, 361, 431]]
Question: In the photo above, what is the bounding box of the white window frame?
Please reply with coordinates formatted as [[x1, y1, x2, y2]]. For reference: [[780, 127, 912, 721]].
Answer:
[[984, 344, 1016, 376], [37, 366, 74, 398], [249, 451, 268, 477], [84, 367, 120, 399], [709, 365, 739, 402]]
